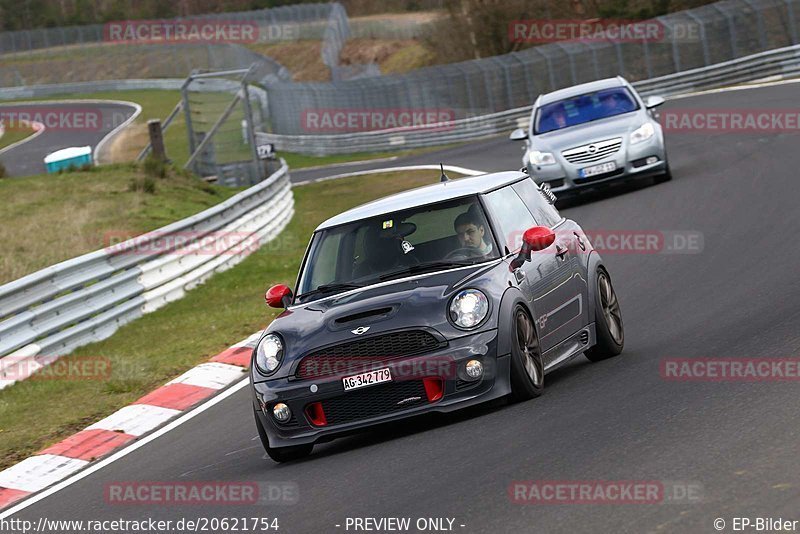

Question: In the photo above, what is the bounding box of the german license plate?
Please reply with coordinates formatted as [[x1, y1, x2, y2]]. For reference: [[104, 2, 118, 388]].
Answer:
[[342, 368, 392, 391], [579, 161, 616, 178]]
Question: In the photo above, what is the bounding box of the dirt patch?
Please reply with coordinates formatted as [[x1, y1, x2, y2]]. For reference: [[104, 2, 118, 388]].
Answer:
[[106, 122, 149, 163], [341, 39, 433, 73], [249, 41, 327, 82]]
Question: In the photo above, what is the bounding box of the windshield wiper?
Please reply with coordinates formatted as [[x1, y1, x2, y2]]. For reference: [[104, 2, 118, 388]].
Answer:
[[297, 282, 364, 301], [378, 261, 475, 282]]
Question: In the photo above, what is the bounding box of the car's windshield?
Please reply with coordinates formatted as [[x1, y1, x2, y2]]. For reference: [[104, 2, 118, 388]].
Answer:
[[534, 86, 639, 134], [295, 196, 499, 303]]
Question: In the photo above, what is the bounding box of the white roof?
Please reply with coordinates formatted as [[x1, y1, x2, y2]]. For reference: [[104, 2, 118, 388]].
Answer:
[[316, 171, 526, 230], [44, 146, 92, 164]]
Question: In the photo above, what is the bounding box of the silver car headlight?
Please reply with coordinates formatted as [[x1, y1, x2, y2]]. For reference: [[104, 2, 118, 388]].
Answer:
[[255, 333, 284, 375], [629, 122, 655, 144], [529, 150, 557, 166], [449, 289, 490, 329]]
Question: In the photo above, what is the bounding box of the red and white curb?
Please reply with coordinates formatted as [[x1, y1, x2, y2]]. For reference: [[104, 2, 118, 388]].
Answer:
[[0, 331, 261, 510]]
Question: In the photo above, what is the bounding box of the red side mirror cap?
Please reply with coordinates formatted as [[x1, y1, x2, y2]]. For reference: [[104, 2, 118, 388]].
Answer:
[[265, 284, 293, 308], [523, 226, 556, 252]]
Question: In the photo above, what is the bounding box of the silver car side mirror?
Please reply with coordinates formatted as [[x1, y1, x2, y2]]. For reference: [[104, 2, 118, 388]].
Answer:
[[509, 128, 528, 141], [645, 96, 665, 109]]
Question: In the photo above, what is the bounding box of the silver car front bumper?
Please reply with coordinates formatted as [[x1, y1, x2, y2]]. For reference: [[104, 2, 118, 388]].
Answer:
[[527, 133, 667, 194]]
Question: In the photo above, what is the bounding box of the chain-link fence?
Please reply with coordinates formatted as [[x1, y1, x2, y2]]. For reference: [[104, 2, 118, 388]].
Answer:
[[264, 0, 800, 135], [0, 3, 351, 88], [181, 68, 275, 188]]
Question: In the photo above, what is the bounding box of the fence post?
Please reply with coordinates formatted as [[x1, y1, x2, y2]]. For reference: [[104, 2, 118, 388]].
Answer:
[[785, 0, 799, 44], [713, 4, 739, 59], [743, 0, 768, 50], [686, 12, 711, 66]]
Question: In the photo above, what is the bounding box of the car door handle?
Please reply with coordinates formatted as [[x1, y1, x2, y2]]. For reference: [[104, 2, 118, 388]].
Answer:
[[555, 244, 569, 259]]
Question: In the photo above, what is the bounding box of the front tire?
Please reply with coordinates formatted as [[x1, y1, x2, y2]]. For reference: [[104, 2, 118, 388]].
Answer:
[[509, 307, 544, 400], [653, 158, 672, 183], [253, 406, 313, 462], [585, 269, 624, 362]]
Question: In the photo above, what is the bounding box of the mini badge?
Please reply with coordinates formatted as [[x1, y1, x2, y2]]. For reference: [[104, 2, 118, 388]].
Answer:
[[401, 240, 415, 254]]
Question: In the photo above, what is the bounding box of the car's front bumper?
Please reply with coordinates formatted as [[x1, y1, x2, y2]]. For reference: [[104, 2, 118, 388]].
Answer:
[[251, 329, 510, 448], [527, 134, 667, 194]]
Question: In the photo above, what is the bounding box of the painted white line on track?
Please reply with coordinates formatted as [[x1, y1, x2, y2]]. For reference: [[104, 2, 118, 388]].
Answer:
[[666, 76, 800, 100], [293, 164, 486, 186], [294, 155, 399, 171], [0, 378, 250, 518], [0, 121, 45, 157]]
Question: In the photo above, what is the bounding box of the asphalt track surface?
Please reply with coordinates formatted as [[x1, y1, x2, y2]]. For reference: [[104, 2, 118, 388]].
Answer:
[[0, 102, 136, 177], [9, 83, 800, 533]]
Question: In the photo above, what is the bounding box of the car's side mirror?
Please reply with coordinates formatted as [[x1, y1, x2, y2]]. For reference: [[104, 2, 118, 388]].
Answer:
[[265, 284, 293, 308], [645, 96, 665, 109], [509, 128, 528, 141], [509, 226, 556, 270]]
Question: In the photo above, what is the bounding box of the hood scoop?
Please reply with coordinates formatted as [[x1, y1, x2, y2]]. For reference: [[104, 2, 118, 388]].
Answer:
[[332, 306, 395, 328]]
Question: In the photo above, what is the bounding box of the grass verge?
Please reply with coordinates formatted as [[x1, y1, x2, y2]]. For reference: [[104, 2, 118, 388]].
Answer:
[[0, 168, 461, 469], [0, 163, 241, 284], [0, 124, 37, 152]]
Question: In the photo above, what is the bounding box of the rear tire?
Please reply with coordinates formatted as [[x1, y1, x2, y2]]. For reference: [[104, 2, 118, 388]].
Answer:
[[253, 406, 313, 462], [509, 307, 544, 401], [585, 269, 624, 362]]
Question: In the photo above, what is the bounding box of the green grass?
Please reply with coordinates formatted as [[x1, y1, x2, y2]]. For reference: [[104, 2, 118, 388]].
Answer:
[[0, 163, 242, 284], [0, 168, 459, 469], [0, 124, 37, 151]]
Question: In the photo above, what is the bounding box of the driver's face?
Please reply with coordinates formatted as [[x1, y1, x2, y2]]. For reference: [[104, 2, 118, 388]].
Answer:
[[456, 223, 485, 248]]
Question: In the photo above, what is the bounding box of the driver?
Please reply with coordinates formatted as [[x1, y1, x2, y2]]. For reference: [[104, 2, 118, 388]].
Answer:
[[454, 211, 493, 256]]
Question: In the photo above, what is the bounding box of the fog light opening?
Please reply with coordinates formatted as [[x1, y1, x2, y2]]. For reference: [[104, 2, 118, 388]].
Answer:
[[305, 402, 327, 426], [465, 359, 484, 379], [646, 156, 659, 165], [272, 403, 291, 423], [423, 377, 444, 402]]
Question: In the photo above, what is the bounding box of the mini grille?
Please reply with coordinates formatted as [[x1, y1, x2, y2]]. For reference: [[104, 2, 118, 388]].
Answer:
[[296, 330, 441, 379], [562, 138, 622, 164], [316, 380, 429, 425]]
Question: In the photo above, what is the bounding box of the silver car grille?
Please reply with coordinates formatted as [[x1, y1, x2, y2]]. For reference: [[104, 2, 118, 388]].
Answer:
[[562, 138, 622, 164]]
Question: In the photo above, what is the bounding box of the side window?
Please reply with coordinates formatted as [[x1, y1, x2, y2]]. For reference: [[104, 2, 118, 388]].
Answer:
[[483, 186, 537, 253], [512, 178, 562, 228]]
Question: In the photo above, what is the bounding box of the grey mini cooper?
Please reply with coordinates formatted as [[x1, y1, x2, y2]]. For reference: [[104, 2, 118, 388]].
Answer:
[[251, 171, 624, 461], [510, 76, 670, 196]]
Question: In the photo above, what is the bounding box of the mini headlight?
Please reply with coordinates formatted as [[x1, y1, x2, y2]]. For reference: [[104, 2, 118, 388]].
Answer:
[[630, 122, 655, 144], [255, 333, 284, 375], [529, 150, 557, 166], [449, 289, 489, 329]]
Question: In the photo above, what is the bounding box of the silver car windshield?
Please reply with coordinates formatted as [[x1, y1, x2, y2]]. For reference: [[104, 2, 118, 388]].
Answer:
[[296, 196, 499, 302], [534, 87, 640, 134]]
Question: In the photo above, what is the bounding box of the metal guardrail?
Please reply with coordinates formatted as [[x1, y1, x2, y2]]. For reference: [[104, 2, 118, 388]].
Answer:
[[257, 44, 800, 155], [0, 161, 294, 387]]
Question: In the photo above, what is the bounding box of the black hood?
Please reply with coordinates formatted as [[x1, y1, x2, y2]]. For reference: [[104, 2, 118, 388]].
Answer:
[[259, 261, 510, 380]]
